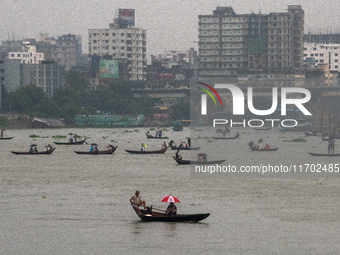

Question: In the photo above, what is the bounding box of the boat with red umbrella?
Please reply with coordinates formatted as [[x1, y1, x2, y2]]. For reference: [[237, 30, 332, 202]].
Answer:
[[131, 195, 210, 222]]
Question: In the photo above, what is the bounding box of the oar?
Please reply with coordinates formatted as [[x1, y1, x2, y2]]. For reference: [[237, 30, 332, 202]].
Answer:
[[149, 207, 166, 213]]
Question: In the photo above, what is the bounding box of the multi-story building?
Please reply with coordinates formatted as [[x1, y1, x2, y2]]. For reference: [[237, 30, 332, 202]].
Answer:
[[8, 40, 44, 64], [304, 33, 340, 44], [198, 5, 304, 78], [88, 9, 147, 81], [0, 59, 63, 98], [304, 43, 340, 71], [36, 33, 83, 71]]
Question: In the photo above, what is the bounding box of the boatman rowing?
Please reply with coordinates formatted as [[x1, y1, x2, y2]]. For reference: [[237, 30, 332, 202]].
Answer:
[[130, 191, 146, 212]]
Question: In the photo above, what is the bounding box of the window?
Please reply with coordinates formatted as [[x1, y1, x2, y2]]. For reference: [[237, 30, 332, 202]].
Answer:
[[121, 33, 125, 36], [335, 53, 339, 56], [313, 48, 316, 50], [105, 40, 109, 43], [315, 54, 318, 56], [335, 59, 339, 63], [112, 47, 116, 50], [93, 33, 97, 36], [112, 40, 116, 43], [17, 54, 21, 57], [320, 54, 324, 57], [112, 33, 116, 36], [335, 65, 338, 69], [0, 69, 4, 73]]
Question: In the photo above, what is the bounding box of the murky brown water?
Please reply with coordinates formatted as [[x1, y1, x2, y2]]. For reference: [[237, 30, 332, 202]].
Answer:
[[1, 127, 340, 254]]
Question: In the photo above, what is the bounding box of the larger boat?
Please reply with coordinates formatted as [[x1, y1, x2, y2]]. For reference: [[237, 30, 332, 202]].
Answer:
[[278, 119, 317, 132], [132, 207, 210, 222], [174, 158, 226, 165], [74, 146, 117, 155]]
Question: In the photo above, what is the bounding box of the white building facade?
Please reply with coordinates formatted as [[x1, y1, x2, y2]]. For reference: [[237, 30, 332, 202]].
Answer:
[[8, 41, 44, 64], [88, 13, 147, 81], [304, 43, 340, 71]]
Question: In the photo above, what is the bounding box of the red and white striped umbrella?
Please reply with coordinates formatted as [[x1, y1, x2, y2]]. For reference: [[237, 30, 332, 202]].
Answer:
[[161, 195, 181, 203]]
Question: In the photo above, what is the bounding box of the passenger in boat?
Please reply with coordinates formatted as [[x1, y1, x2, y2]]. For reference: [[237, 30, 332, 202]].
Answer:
[[74, 133, 77, 142], [166, 202, 177, 216], [162, 142, 168, 150], [45, 143, 53, 152], [130, 191, 146, 212], [141, 143, 146, 151], [34, 147, 38, 153], [187, 137, 191, 148], [89, 145, 94, 152], [222, 129, 226, 138], [69, 134, 74, 143], [202, 155, 208, 162], [328, 141, 335, 154], [175, 150, 182, 160], [258, 139, 264, 150], [265, 144, 271, 150], [155, 129, 159, 138], [236, 131, 240, 138], [185, 144, 188, 148], [94, 146, 99, 153], [29, 147, 34, 154], [178, 143, 184, 149], [159, 129, 162, 138], [108, 144, 115, 152], [146, 130, 151, 137]]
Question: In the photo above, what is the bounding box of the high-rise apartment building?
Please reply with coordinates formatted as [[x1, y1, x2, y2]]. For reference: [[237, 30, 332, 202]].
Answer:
[[198, 5, 304, 78], [88, 9, 147, 81]]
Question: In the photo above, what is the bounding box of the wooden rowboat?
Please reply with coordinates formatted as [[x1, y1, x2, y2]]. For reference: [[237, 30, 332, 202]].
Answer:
[[174, 157, 226, 165], [132, 206, 210, 222], [169, 145, 200, 150], [74, 146, 117, 155], [11, 148, 56, 155], [253, 127, 272, 131], [211, 136, 238, 140], [248, 142, 278, 151], [125, 147, 168, 154], [308, 152, 340, 156], [0, 137, 14, 140], [53, 139, 86, 145], [146, 133, 169, 139]]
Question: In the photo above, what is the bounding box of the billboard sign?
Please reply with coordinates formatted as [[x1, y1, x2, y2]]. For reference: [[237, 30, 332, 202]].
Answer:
[[119, 9, 135, 28], [99, 60, 119, 78]]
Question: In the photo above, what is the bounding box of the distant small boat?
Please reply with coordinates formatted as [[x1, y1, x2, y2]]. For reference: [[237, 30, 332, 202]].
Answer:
[[0, 137, 13, 140], [74, 146, 117, 155], [11, 148, 56, 155], [248, 142, 278, 151], [54, 139, 86, 145], [253, 127, 272, 131], [308, 152, 340, 157], [146, 133, 169, 139], [212, 133, 239, 140], [174, 157, 226, 165], [125, 147, 168, 154]]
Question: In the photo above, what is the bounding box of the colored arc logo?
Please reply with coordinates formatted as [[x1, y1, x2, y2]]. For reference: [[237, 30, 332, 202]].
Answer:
[[197, 82, 223, 106]]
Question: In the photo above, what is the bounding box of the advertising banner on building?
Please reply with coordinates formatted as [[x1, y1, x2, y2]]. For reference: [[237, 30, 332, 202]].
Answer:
[[118, 9, 135, 27], [99, 60, 119, 78]]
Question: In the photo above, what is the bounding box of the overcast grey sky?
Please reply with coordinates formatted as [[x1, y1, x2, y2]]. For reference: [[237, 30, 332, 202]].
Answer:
[[1, 0, 339, 61]]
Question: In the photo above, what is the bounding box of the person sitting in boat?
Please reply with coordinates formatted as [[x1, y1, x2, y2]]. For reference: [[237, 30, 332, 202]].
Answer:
[[94, 146, 99, 153], [166, 202, 177, 216], [89, 145, 94, 152], [130, 190, 146, 213], [202, 155, 207, 162], [236, 131, 240, 138], [175, 149, 182, 160], [187, 137, 191, 148], [69, 134, 74, 143], [146, 130, 151, 136], [178, 143, 184, 149], [162, 142, 168, 150], [169, 140, 176, 148], [107, 144, 115, 152], [258, 139, 264, 150], [29, 146, 34, 154], [185, 144, 188, 148], [265, 144, 271, 150], [45, 143, 53, 152], [159, 129, 162, 138], [222, 129, 226, 138], [141, 143, 146, 151]]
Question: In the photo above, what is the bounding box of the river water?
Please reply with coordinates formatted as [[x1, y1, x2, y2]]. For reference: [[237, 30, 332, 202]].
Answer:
[[1, 127, 340, 254]]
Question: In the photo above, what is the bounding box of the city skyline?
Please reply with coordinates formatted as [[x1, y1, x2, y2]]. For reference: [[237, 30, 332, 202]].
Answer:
[[1, 0, 339, 63]]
